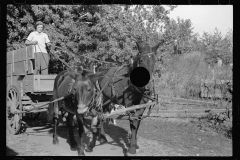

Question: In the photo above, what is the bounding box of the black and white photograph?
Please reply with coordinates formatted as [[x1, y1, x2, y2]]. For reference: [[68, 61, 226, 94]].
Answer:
[[6, 4, 233, 156]]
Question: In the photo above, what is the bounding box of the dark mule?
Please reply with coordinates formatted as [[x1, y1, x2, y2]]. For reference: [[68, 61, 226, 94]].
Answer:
[[86, 40, 164, 155], [48, 68, 95, 156]]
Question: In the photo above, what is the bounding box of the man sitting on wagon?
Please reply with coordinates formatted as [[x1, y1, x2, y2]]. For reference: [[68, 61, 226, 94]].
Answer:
[[25, 21, 51, 75]]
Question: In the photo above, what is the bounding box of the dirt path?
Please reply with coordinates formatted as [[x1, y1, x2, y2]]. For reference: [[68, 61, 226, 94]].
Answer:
[[6, 112, 232, 156]]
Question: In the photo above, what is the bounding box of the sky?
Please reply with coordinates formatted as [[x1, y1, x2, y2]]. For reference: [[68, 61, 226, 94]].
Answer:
[[168, 5, 233, 37]]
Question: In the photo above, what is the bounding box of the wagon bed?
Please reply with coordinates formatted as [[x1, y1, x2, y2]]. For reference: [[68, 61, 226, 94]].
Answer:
[[7, 45, 56, 93], [6, 45, 57, 135]]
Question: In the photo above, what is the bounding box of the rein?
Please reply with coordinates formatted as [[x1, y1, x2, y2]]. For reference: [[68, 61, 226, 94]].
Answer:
[[50, 44, 115, 65], [48, 43, 158, 119]]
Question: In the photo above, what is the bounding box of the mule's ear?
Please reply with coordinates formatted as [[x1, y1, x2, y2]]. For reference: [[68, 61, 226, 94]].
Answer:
[[136, 42, 143, 52], [152, 39, 164, 53], [88, 72, 103, 84], [67, 67, 79, 80]]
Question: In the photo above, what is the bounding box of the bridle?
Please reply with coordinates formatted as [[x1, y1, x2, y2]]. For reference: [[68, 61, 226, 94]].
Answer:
[[134, 51, 156, 93], [67, 76, 96, 114]]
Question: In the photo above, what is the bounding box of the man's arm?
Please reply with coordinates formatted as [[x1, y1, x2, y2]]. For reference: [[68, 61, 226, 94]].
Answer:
[[25, 39, 38, 46], [46, 42, 51, 47], [25, 32, 38, 46]]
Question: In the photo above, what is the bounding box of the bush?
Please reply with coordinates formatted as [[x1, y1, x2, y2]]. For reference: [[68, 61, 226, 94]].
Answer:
[[197, 110, 232, 139], [156, 51, 208, 99]]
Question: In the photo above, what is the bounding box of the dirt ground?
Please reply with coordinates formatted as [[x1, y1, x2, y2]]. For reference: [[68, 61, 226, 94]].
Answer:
[[6, 110, 232, 156]]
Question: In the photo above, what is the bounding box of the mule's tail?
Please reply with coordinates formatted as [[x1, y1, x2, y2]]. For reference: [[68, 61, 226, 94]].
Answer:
[[47, 97, 54, 123]]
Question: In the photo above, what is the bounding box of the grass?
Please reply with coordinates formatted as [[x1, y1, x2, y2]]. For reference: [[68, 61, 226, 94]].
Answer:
[[156, 51, 232, 100]]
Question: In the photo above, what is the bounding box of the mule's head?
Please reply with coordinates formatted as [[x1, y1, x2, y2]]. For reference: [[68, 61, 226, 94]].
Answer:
[[68, 68, 95, 114], [132, 40, 164, 90]]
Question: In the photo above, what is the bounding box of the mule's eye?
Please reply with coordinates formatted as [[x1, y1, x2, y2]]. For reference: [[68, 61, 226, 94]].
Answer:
[[139, 59, 142, 63]]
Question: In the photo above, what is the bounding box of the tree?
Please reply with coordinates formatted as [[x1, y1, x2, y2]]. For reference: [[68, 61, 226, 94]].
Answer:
[[201, 28, 232, 66], [7, 4, 176, 74], [163, 17, 195, 55]]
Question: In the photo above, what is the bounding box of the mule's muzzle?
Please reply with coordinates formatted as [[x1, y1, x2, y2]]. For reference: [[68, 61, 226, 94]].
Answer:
[[77, 104, 88, 114], [130, 67, 150, 88]]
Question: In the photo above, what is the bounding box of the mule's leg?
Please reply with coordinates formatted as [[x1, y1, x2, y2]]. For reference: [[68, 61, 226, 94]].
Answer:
[[85, 126, 98, 152], [85, 115, 98, 152], [76, 114, 86, 156], [67, 112, 78, 149], [128, 108, 145, 154], [53, 100, 59, 145], [98, 124, 108, 145]]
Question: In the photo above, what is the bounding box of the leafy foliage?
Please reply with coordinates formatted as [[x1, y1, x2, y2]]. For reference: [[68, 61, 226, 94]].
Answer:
[[7, 5, 232, 99], [201, 28, 233, 66], [7, 5, 174, 73]]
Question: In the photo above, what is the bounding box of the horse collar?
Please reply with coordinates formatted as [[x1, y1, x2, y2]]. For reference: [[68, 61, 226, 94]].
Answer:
[[68, 81, 76, 94]]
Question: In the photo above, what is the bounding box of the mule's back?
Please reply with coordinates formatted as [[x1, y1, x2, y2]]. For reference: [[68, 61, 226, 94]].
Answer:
[[53, 70, 76, 98]]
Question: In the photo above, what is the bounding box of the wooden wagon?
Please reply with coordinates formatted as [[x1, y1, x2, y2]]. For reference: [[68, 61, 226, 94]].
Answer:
[[6, 45, 157, 135], [6, 45, 57, 135]]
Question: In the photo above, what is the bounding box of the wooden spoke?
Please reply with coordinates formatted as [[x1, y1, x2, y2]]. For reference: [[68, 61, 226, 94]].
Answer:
[[6, 85, 22, 135]]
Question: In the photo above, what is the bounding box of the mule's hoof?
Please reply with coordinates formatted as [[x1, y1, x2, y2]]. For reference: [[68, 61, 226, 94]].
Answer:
[[98, 135, 108, 145], [99, 138, 108, 145], [78, 153, 85, 156], [126, 151, 137, 156], [128, 147, 136, 155], [78, 151, 85, 156], [53, 139, 59, 145], [136, 144, 140, 149], [85, 145, 93, 152], [70, 143, 78, 151]]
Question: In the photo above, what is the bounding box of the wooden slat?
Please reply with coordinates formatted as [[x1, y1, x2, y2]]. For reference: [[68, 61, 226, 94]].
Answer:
[[7, 51, 13, 64], [11, 75, 28, 93], [13, 47, 27, 62], [7, 46, 35, 64], [7, 77, 12, 88], [27, 45, 35, 59], [13, 61, 26, 75], [7, 64, 12, 76], [35, 75, 57, 79], [25, 75, 34, 92], [25, 47, 28, 72], [37, 75, 40, 91], [9, 76, 19, 89], [27, 59, 34, 74], [33, 75, 56, 92], [12, 51, 14, 73]]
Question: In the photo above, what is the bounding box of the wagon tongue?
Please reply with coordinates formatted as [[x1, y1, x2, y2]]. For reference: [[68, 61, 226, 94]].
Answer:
[[77, 107, 88, 114]]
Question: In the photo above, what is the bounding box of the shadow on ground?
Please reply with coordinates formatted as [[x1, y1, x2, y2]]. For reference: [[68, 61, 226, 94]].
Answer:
[[99, 121, 130, 156], [6, 146, 19, 156], [22, 112, 131, 155]]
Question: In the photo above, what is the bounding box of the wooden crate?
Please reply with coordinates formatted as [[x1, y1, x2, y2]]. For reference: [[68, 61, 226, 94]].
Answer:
[[7, 45, 36, 76]]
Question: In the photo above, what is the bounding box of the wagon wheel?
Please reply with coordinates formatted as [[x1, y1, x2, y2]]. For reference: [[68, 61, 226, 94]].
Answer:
[[6, 85, 23, 135]]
